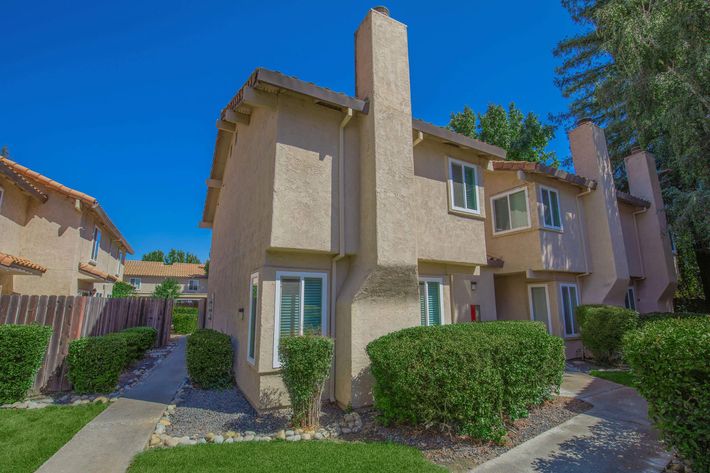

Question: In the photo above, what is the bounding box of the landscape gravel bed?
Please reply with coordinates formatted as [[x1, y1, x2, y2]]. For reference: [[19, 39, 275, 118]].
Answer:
[[348, 396, 592, 472]]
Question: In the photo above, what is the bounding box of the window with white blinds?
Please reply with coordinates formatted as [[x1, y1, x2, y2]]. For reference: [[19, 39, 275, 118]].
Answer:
[[273, 271, 327, 368], [448, 158, 480, 214], [419, 278, 444, 326]]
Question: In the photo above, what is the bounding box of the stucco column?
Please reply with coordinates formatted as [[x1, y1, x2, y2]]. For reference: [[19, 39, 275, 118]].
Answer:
[[624, 150, 677, 311], [569, 120, 630, 305], [335, 8, 420, 408]]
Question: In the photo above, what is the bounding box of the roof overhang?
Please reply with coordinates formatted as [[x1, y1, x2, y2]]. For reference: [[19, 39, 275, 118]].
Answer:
[[493, 161, 597, 190], [616, 191, 651, 209], [412, 119, 507, 159], [78, 262, 118, 283], [0, 159, 48, 203], [0, 252, 47, 275]]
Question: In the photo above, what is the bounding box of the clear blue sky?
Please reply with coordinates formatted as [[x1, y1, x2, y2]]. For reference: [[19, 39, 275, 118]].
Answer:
[[1, 1, 581, 262]]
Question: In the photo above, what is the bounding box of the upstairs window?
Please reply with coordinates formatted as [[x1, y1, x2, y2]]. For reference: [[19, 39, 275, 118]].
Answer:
[[540, 186, 562, 230], [492, 187, 530, 234], [419, 278, 443, 326], [129, 278, 141, 289], [188, 279, 199, 291], [273, 272, 327, 368], [448, 159, 480, 214], [91, 227, 102, 261]]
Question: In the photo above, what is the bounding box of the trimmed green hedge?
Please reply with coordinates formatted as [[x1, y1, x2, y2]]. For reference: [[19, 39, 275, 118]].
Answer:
[[279, 335, 334, 428], [68, 336, 128, 393], [639, 311, 707, 325], [172, 309, 198, 335], [107, 327, 157, 364], [0, 324, 53, 404], [624, 317, 710, 472], [576, 305, 638, 364], [366, 321, 564, 441], [187, 329, 233, 388]]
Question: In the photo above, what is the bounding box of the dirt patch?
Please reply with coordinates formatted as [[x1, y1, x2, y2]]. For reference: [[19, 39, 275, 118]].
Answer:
[[344, 396, 592, 471]]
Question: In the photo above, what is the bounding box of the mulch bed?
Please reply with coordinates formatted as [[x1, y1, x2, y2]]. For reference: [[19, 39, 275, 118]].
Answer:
[[344, 396, 592, 471]]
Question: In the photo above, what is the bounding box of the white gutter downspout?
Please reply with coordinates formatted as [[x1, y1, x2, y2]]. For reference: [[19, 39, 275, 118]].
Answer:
[[632, 208, 648, 279], [575, 188, 593, 281], [329, 107, 353, 402]]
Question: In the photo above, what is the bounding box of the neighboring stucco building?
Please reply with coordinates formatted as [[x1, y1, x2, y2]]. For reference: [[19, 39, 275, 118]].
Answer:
[[0, 156, 133, 296], [200, 8, 677, 410], [123, 260, 208, 302]]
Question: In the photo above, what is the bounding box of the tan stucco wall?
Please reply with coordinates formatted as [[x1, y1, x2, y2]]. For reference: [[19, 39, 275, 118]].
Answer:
[[619, 203, 644, 278], [0, 177, 30, 257]]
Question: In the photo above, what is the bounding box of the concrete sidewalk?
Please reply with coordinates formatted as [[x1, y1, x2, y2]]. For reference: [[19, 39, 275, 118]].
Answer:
[[36, 337, 187, 473], [472, 372, 670, 473]]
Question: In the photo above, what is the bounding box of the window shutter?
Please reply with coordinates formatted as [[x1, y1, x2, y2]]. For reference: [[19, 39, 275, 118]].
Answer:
[[464, 166, 477, 210], [427, 282, 441, 325], [302, 277, 323, 334], [451, 163, 465, 208], [419, 282, 427, 326], [279, 278, 301, 337]]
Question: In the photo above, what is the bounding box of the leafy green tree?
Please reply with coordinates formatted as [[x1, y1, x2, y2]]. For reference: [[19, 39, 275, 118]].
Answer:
[[203, 259, 209, 276], [448, 103, 557, 165], [0, 145, 10, 158], [111, 281, 135, 298], [153, 278, 181, 299], [142, 250, 165, 262], [165, 249, 201, 265], [554, 0, 710, 303]]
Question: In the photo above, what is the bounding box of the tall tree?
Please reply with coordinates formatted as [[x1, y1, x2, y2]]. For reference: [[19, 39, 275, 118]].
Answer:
[[448, 103, 557, 165], [142, 250, 165, 262], [165, 249, 201, 264], [555, 0, 710, 303]]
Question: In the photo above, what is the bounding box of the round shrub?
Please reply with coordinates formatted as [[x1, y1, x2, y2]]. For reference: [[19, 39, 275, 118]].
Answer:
[[279, 335, 334, 428], [68, 336, 128, 394], [172, 311, 198, 334], [107, 327, 157, 364], [366, 321, 564, 441], [623, 317, 709, 472], [0, 324, 53, 404], [576, 304, 638, 364], [187, 329, 233, 388]]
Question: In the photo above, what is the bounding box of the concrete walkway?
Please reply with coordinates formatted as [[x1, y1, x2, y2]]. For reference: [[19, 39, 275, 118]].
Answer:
[[36, 337, 187, 473], [472, 372, 671, 473]]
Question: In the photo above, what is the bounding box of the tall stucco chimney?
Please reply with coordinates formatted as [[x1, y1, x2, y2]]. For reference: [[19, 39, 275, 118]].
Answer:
[[335, 7, 420, 408], [624, 150, 677, 311], [569, 120, 630, 305]]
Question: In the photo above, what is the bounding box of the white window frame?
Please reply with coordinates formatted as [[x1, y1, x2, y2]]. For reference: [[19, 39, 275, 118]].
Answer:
[[625, 286, 637, 311], [491, 186, 531, 235], [130, 278, 141, 290], [91, 227, 102, 261], [247, 272, 258, 365], [560, 283, 580, 337], [447, 158, 481, 215], [528, 283, 552, 334], [0, 186, 4, 210], [419, 276, 446, 326], [540, 185, 563, 231], [273, 271, 328, 369], [187, 279, 199, 292]]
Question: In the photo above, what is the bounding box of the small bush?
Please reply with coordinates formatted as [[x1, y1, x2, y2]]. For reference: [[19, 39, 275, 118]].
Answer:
[[576, 305, 638, 364], [639, 311, 707, 325], [623, 317, 710, 472], [68, 336, 128, 393], [279, 335, 334, 429], [186, 329, 233, 388], [172, 309, 198, 334], [366, 321, 564, 441], [0, 324, 53, 404], [109, 327, 157, 363]]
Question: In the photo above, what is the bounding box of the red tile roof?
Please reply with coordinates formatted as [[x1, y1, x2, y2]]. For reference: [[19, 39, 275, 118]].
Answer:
[[616, 191, 651, 209], [78, 263, 118, 282], [493, 161, 597, 190], [0, 159, 48, 202], [0, 157, 133, 254], [0, 252, 47, 274], [123, 261, 207, 278]]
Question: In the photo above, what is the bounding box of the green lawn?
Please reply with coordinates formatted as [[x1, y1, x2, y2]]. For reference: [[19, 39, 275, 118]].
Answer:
[[128, 441, 445, 473], [590, 369, 635, 387], [0, 403, 106, 473]]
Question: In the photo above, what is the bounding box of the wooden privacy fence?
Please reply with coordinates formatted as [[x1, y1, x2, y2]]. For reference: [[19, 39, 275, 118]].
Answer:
[[0, 295, 174, 393]]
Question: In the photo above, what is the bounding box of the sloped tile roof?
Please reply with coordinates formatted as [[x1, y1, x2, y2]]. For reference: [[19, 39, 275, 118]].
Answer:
[[616, 190, 651, 209], [78, 262, 118, 282], [123, 261, 207, 278], [493, 161, 597, 190], [0, 158, 48, 202], [0, 252, 47, 274], [0, 157, 133, 254]]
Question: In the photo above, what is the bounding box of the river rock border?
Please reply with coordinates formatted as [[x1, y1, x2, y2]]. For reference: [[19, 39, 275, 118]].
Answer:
[[148, 381, 363, 449]]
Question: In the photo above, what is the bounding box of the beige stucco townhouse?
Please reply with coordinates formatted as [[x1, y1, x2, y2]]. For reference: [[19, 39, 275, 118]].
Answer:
[[200, 8, 677, 411], [0, 156, 132, 296], [123, 260, 208, 302]]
